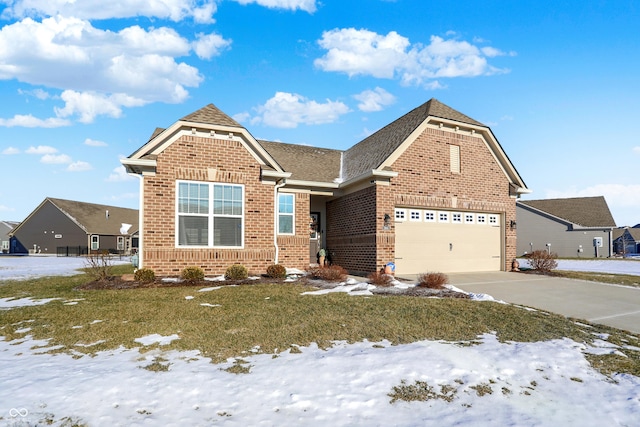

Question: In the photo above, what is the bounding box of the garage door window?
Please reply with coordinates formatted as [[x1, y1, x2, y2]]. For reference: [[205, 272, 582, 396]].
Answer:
[[409, 210, 421, 221], [477, 214, 486, 224], [438, 212, 449, 222], [424, 210, 436, 222], [395, 209, 406, 221], [452, 213, 462, 223]]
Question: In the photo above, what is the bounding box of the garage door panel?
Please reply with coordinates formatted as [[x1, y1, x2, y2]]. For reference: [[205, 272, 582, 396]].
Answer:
[[395, 214, 501, 275]]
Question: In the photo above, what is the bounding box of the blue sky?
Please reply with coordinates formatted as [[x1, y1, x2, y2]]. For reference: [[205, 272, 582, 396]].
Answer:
[[1, 0, 639, 226]]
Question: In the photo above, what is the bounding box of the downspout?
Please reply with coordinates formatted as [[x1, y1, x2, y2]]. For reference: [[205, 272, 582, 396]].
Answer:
[[273, 179, 287, 264]]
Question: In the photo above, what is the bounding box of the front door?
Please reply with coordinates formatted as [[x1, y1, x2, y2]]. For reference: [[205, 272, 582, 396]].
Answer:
[[310, 212, 320, 264]]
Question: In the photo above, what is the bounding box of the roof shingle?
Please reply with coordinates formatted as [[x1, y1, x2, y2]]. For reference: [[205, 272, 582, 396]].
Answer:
[[342, 98, 484, 181], [518, 196, 616, 228]]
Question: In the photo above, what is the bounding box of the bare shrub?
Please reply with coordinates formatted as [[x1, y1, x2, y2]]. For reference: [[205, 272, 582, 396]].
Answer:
[[307, 265, 348, 282], [367, 271, 394, 287], [416, 272, 449, 289], [181, 266, 205, 283], [528, 250, 558, 273], [85, 251, 113, 281], [266, 264, 287, 279]]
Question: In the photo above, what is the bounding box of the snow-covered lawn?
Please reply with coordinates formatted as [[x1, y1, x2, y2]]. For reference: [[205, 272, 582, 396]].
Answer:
[[0, 254, 131, 281], [1, 257, 639, 425], [521, 258, 640, 276]]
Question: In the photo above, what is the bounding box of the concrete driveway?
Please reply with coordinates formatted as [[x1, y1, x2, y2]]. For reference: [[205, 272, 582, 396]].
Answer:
[[411, 272, 640, 334]]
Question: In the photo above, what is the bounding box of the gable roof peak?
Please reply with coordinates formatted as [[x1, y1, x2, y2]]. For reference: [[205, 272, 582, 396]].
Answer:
[[421, 98, 484, 127], [180, 103, 243, 128]]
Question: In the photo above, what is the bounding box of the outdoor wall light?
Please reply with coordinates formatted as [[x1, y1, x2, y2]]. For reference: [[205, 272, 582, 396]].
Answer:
[[510, 220, 517, 229], [383, 213, 391, 229]]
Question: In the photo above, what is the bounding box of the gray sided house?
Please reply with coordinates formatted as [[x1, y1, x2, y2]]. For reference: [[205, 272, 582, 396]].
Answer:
[[612, 226, 640, 256], [10, 198, 139, 255], [516, 196, 616, 258], [1, 220, 20, 253]]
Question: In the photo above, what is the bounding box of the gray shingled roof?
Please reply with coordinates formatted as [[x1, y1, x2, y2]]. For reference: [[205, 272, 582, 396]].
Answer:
[[181, 103, 243, 128], [519, 197, 616, 228], [258, 140, 342, 182], [613, 227, 640, 241], [48, 198, 139, 235], [342, 98, 484, 181]]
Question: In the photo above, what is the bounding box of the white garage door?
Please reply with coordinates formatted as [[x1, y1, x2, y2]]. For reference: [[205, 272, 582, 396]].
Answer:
[[394, 208, 502, 275]]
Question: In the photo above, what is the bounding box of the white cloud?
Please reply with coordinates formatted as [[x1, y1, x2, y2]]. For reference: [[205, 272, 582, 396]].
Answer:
[[251, 92, 350, 128], [315, 29, 410, 79], [41, 153, 72, 164], [233, 0, 317, 13], [353, 87, 396, 112], [67, 161, 93, 172], [633, 146, 640, 154], [1, 0, 218, 23], [0, 16, 204, 123], [232, 111, 251, 123], [2, 147, 20, 155], [315, 29, 512, 88], [192, 32, 232, 60], [84, 138, 108, 147], [0, 114, 70, 128], [18, 88, 52, 100], [26, 145, 57, 154], [107, 165, 136, 182]]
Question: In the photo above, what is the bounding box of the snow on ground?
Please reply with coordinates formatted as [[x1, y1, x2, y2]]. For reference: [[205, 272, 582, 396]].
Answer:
[[0, 255, 132, 281], [1, 333, 639, 426], [519, 258, 640, 276], [1, 257, 640, 425]]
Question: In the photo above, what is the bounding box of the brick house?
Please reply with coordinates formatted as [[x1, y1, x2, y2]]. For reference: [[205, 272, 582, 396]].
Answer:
[[122, 99, 528, 276]]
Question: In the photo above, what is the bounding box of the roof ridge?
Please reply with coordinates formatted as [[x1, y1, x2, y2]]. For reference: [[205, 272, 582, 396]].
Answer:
[[181, 103, 243, 128]]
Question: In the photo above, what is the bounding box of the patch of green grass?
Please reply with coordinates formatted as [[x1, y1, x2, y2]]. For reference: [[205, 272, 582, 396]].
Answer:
[[1, 271, 640, 378], [552, 270, 640, 288]]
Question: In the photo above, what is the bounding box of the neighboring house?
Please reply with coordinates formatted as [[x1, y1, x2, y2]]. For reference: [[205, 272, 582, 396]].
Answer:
[[1, 220, 20, 253], [516, 197, 616, 258], [122, 99, 528, 276], [612, 227, 640, 255], [9, 198, 139, 255]]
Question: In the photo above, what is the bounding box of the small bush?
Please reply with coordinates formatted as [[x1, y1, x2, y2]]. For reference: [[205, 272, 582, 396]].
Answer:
[[134, 268, 156, 284], [181, 266, 205, 283], [367, 271, 394, 287], [225, 264, 248, 280], [308, 265, 348, 282], [417, 272, 449, 289], [85, 251, 113, 281], [528, 250, 558, 273], [266, 264, 287, 279]]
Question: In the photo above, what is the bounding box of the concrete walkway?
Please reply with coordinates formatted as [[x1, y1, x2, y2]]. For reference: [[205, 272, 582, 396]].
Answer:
[[402, 272, 640, 334]]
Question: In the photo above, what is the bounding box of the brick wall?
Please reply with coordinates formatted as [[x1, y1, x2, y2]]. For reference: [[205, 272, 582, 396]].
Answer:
[[326, 125, 517, 274], [389, 126, 517, 270], [141, 134, 309, 276]]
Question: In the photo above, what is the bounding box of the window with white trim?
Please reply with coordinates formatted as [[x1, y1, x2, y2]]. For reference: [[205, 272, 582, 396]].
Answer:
[[424, 210, 436, 222], [177, 181, 244, 247], [395, 209, 406, 221], [278, 193, 295, 234], [438, 212, 449, 223], [410, 210, 421, 221], [452, 213, 462, 223], [464, 213, 475, 224], [477, 214, 487, 224], [488, 214, 498, 225], [450, 144, 460, 173]]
